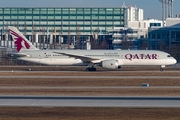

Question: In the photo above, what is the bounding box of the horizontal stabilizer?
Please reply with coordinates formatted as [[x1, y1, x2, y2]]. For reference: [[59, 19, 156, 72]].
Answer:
[[7, 52, 30, 57]]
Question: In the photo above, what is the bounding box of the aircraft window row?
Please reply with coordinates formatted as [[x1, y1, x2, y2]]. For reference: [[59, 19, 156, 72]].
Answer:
[[85, 55, 119, 57], [53, 55, 63, 56], [46, 54, 120, 57], [53, 55, 66, 56], [46, 55, 65, 56]]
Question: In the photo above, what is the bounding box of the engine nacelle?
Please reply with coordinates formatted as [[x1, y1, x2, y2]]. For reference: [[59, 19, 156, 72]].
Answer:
[[100, 59, 121, 70]]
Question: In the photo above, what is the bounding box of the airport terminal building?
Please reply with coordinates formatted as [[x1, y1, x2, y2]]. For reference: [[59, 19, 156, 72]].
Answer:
[[0, 7, 126, 45]]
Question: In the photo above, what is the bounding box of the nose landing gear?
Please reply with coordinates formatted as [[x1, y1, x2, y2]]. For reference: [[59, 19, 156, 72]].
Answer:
[[160, 65, 165, 72]]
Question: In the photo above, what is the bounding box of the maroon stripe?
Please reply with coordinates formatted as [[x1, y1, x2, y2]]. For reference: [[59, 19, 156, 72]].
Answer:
[[10, 30, 21, 38]]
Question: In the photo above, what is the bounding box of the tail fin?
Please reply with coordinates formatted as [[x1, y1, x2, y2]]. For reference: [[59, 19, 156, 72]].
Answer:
[[8, 26, 38, 52]]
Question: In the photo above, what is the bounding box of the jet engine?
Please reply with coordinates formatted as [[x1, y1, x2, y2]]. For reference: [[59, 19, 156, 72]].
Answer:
[[99, 59, 121, 70]]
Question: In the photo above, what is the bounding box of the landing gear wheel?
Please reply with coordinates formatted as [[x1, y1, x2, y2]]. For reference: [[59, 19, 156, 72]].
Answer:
[[86, 67, 96, 71], [92, 68, 96, 71], [86, 68, 90, 71], [160, 68, 163, 71]]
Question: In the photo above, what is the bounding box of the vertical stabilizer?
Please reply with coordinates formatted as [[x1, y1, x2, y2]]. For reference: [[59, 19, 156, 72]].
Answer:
[[8, 26, 38, 52]]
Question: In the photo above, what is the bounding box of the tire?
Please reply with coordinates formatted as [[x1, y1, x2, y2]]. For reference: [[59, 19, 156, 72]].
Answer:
[[86, 67, 96, 71]]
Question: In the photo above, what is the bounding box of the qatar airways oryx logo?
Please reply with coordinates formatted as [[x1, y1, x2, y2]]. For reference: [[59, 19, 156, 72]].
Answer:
[[10, 30, 30, 52], [125, 53, 158, 61]]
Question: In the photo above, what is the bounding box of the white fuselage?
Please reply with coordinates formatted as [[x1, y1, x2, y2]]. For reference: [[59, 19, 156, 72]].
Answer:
[[17, 50, 177, 67]]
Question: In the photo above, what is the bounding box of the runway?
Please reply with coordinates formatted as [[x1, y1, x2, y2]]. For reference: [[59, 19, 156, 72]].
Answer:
[[0, 70, 179, 108], [0, 95, 180, 108]]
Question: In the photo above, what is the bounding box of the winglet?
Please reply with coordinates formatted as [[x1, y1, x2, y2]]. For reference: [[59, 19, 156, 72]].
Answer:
[[8, 26, 38, 52]]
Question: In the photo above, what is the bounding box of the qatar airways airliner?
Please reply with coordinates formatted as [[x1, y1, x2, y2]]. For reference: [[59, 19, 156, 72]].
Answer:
[[8, 26, 177, 71]]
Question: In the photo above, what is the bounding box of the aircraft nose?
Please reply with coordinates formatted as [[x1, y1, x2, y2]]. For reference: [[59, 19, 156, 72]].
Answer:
[[173, 58, 177, 64]]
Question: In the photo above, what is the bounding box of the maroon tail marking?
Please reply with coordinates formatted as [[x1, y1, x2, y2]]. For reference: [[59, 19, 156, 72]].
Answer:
[[10, 30, 30, 52]]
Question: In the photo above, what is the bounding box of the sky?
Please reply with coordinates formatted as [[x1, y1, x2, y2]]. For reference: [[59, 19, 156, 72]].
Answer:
[[0, 0, 179, 19]]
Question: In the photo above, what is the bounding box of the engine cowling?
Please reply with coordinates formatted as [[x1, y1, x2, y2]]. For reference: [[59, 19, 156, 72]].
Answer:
[[100, 59, 121, 70]]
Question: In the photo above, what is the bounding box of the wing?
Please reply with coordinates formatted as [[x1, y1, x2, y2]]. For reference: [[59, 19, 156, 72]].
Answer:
[[53, 51, 101, 63]]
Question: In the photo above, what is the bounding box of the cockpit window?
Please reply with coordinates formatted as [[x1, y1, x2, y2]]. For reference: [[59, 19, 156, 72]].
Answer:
[[167, 55, 171, 57]]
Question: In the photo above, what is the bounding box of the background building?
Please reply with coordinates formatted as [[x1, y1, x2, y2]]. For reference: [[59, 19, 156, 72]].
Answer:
[[128, 19, 164, 39], [108, 27, 138, 49], [166, 17, 180, 26], [127, 6, 144, 21], [148, 18, 180, 49], [0, 7, 126, 49]]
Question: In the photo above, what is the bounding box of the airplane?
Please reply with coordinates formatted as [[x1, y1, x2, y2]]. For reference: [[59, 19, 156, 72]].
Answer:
[[8, 26, 177, 71]]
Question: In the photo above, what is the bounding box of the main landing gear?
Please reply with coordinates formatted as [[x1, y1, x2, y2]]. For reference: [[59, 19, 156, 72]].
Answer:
[[86, 66, 96, 71], [86, 62, 96, 71]]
